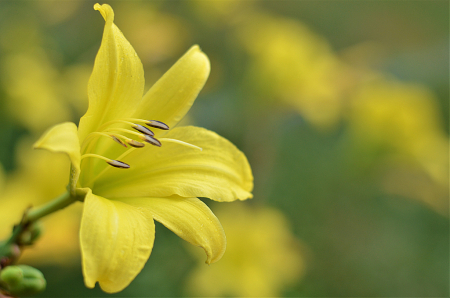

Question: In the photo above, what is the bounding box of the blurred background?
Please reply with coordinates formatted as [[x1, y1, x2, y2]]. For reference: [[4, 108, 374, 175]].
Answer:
[[0, 0, 448, 297]]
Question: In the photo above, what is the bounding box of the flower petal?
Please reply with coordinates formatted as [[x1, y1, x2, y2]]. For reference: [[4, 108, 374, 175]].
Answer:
[[133, 46, 210, 129], [33, 122, 81, 189], [121, 196, 226, 264], [80, 190, 155, 293], [78, 3, 145, 142], [93, 126, 254, 202]]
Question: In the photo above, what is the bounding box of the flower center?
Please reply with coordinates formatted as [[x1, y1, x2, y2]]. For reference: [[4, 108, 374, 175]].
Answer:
[[81, 118, 201, 170]]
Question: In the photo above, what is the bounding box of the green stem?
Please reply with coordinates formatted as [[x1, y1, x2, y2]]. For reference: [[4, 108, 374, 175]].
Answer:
[[0, 191, 77, 264], [26, 191, 74, 223]]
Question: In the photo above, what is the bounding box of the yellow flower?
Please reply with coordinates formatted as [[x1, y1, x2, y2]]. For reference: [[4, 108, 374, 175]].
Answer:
[[239, 14, 352, 130], [348, 78, 449, 215], [186, 203, 305, 297], [33, 3, 253, 293]]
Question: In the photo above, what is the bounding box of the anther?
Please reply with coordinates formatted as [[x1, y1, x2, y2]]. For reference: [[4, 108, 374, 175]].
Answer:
[[106, 160, 131, 169], [132, 124, 154, 136], [127, 139, 145, 148], [111, 135, 128, 148], [141, 135, 162, 147], [146, 120, 169, 130], [81, 154, 130, 169]]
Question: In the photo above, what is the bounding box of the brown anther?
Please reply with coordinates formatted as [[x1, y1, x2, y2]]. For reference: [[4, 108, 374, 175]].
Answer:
[[106, 160, 130, 169], [111, 135, 127, 148], [142, 135, 162, 147], [127, 139, 145, 148], [132, 124, 154, 136], [146, 120, 169, 130]]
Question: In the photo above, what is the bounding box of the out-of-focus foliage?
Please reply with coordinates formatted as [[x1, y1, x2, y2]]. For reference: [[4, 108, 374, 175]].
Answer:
[[0, 0, 447, 297]]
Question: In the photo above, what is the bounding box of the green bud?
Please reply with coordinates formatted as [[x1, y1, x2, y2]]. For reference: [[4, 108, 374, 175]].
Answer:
[[18, 222, 44, 246], [0, 243, 21, 268], [0, 266, 22, 286], [0, 265, 46, 296]]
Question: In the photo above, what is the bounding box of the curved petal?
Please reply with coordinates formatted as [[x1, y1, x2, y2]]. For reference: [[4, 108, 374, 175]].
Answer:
[[33, 122, 81, 188], [133, 46, 210, 130], [78, 3, 145, 142], [80, 190, 155, 293], [122, 196, 226, 264], [93, 126, 254, 202]]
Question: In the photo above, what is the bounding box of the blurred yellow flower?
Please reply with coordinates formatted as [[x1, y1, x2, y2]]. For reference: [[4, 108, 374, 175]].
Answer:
[[0, 14, 90, 134], [189, 0, 256, 25], [116, 2, 191, 66], [0, 52, 71, 133], [186, 203, 305, 297], [33, 3, 253, 293], [348, 78, 449, 215], [239, 14, 354, 130], [0, 139, 81, 265]]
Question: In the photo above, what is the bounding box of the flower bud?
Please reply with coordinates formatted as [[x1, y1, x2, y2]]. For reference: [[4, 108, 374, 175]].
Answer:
[[0, 243, 21, 268], [0, 265, 46, 296], [18, 222, 44, 246]]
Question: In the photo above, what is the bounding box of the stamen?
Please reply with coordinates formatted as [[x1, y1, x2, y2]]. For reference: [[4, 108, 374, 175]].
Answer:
[[97, 119, 140, 132], [141, 135, 162, 147], [111, 135, 128, 148], [106, 160, 130, 169], [106, 128, 144, 138], [127, 139, 145, 148], [80, 154, 130, 169], [81, 132, 128, 152], [132, 124, 154, 136], [85, 148, 137, 187], [146, 120, 169, 130], [159, 138, 202, 151], [122, 118, 169, 130]]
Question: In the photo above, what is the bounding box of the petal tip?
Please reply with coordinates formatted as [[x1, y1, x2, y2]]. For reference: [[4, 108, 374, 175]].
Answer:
[[94, 3, 114, 22], [82, 274, 96, 289], [201, 242, 225, 265], [188, 45, 210, 75]]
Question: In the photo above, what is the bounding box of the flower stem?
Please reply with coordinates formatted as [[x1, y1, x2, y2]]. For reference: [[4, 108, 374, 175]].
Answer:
[[0, 191, 77, 266], [26, 191, 74, 223]]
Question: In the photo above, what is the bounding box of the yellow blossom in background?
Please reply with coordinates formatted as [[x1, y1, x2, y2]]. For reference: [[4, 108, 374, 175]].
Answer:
[[239, 14, 354, 130], [0, 139, 81, 265], [116, 2, 191, 66], [0, 52, 71, 133], [348, 78, 449, 215], [186, 203, 305, 297], [189, 0, 256, 25], [0, 51, 90, 134], [33, 4, 253, 293], [0, 4, 90, 134]]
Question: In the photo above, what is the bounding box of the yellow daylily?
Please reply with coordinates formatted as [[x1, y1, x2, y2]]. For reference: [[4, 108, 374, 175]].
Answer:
[[33, 3, 253, 293]]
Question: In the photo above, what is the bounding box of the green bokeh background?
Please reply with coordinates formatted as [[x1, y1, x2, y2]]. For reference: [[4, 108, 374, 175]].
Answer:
[[0, 0, 448, 297]]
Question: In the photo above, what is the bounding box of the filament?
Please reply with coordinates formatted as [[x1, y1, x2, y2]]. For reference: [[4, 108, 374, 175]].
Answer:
[[85, 147, 137, 187]]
